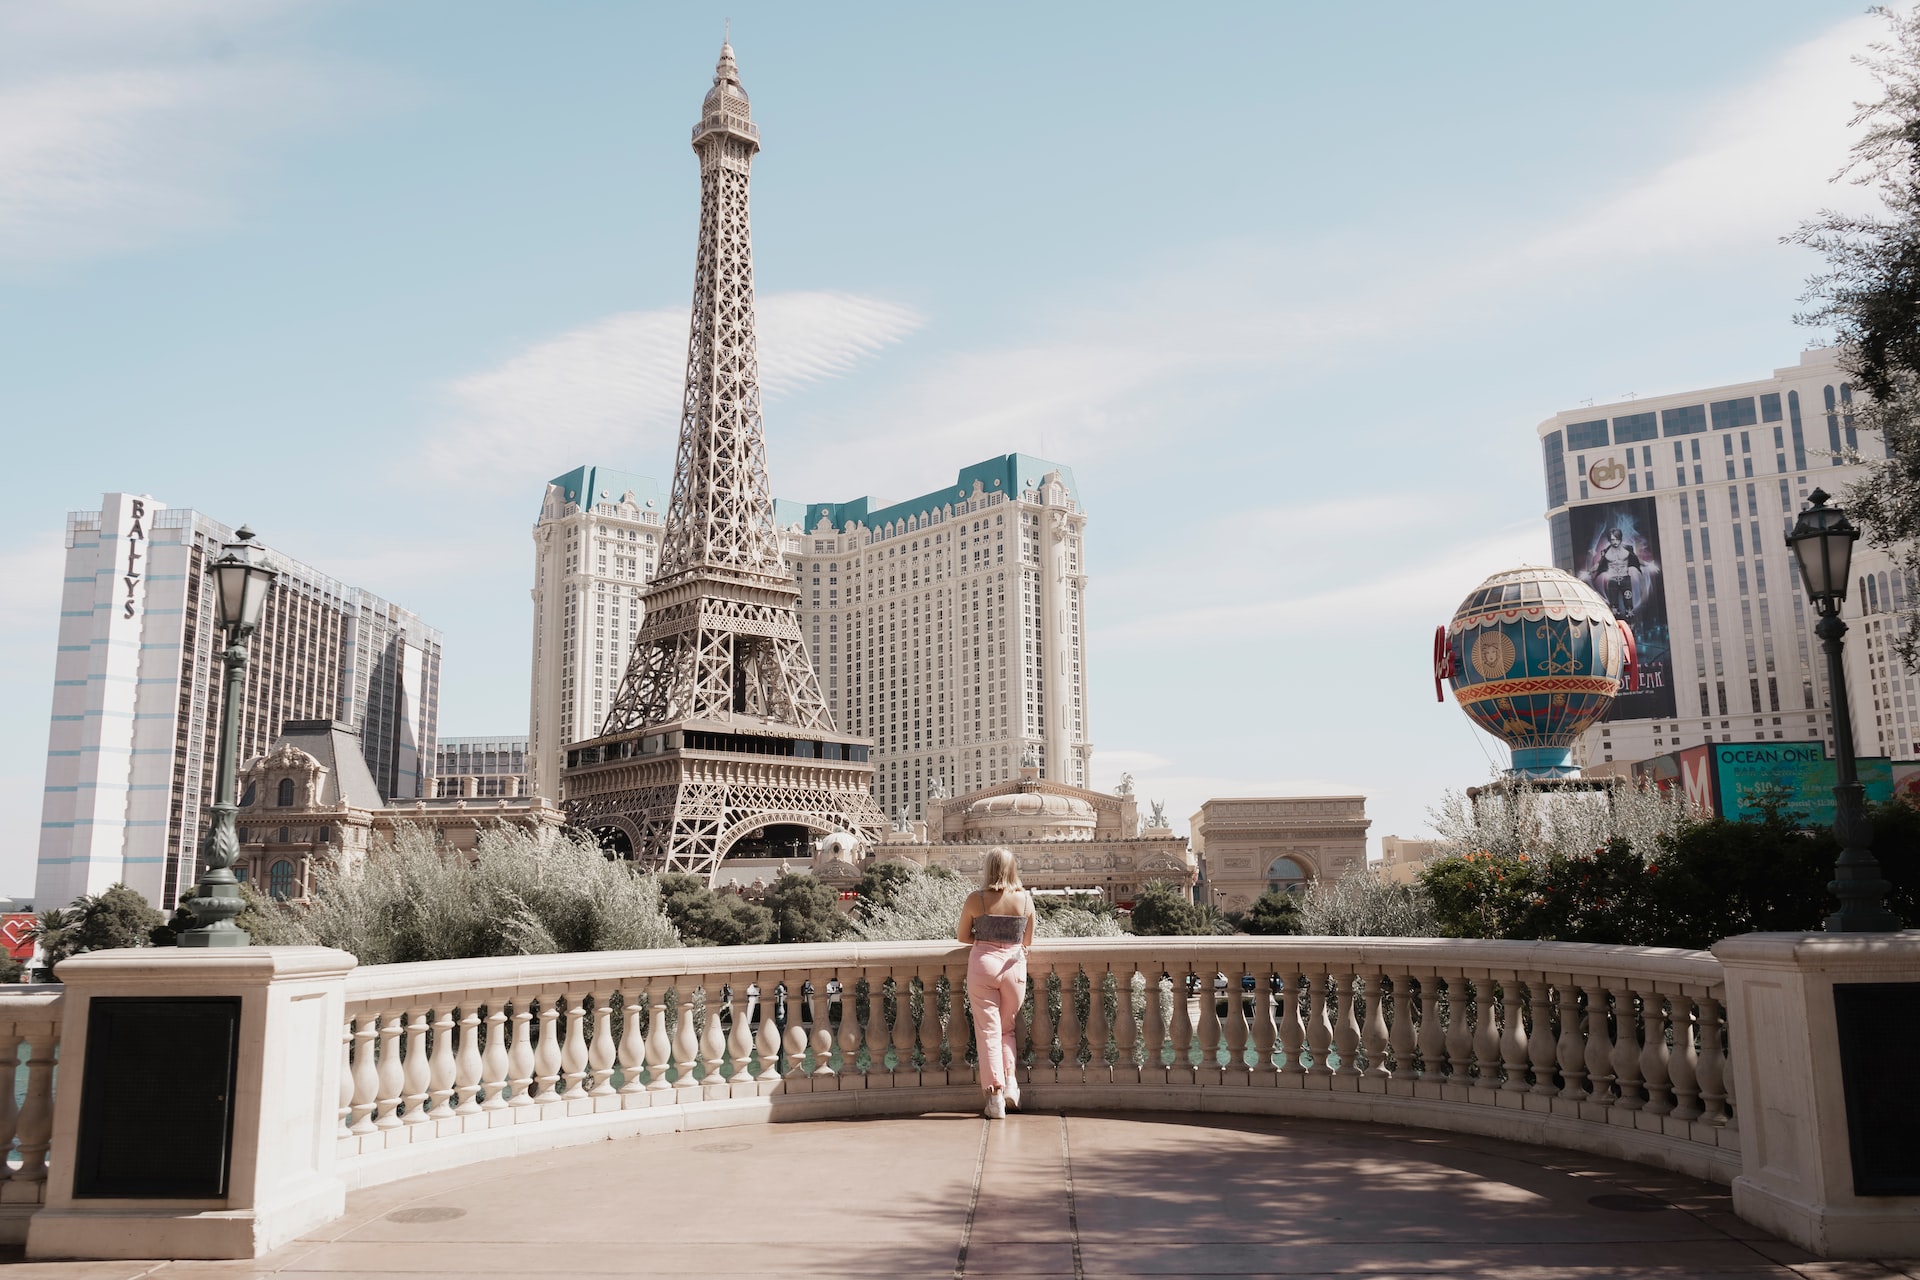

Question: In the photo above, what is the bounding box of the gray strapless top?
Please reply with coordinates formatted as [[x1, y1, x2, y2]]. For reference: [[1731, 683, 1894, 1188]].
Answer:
[[972, 913, 1026, 943]]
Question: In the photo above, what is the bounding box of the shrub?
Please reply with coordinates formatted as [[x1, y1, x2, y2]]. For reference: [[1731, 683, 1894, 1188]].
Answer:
[[1126, 881, 1206, 936], [239, 824, 681, 963], [762, 872, 850, 943], [1296, 866, 1440, 937], [33, 884, 163, 976], [1238, 889, 1303, 936], [851, 862, 1122, 941]]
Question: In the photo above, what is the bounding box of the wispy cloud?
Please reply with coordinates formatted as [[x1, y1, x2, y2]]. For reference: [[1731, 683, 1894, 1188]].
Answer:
[[423, 291, 924, 487], [0, 0, 362, 266]]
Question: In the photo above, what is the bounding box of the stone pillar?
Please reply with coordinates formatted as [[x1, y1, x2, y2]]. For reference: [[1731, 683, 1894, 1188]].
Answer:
[[1713, 931, 1920, 1258], [28, 947, 357, 1260], [461, 775, 477, 798]]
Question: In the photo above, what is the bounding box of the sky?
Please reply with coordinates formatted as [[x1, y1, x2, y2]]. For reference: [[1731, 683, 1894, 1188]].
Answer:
[[0, 0, 1891, 898]]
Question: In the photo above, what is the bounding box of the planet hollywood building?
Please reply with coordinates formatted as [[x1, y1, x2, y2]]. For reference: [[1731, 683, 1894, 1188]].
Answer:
[[1537, 347, 1917, 767]]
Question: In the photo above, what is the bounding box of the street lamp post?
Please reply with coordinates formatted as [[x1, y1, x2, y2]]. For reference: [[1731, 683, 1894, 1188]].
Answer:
[[179, 527, 278, 948], [1786, 489, 1901, 933]]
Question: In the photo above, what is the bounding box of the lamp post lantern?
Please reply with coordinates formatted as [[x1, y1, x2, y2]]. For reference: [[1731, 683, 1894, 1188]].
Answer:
[[1785, 490, 1901, 933], [179, 526, 277, 948]]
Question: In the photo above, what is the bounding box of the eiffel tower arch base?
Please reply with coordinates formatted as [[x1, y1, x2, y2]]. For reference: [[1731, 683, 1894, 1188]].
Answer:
[[564, 729, 886, 883]]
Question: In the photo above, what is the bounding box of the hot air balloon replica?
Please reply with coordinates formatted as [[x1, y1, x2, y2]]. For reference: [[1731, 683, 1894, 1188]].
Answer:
[[1434, 566, 1636, 778]]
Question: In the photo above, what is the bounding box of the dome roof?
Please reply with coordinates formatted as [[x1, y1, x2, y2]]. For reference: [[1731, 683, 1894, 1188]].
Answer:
[[966, 791, 1095, 821], [1448, 565, 1613, 636], [961, 789, 1098, 840]]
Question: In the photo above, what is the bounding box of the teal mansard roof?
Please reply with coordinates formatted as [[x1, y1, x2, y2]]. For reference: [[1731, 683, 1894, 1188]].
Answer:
[[796, 454, 1080, 535], [545, 466, 668, 517]]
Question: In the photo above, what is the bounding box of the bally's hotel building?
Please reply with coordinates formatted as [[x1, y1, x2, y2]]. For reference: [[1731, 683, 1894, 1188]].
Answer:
[[1537, 348, 1916, 768]]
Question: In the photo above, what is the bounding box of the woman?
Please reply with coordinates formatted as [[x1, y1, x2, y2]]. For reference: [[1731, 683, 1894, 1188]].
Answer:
[[957, 847, 1035, 1119]]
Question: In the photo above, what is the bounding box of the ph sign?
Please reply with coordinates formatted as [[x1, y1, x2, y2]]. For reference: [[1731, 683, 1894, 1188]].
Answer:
[[1587, 457, 1627, 491]]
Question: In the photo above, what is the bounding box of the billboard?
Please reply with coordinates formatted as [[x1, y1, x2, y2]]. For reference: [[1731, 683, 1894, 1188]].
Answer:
[[0, 914, 33, 963], [1711, 742, 1895, 825], [1636, 743, 1715, 811], [1570, 495, 1675, 719], [1894, 762, 1920, 805]]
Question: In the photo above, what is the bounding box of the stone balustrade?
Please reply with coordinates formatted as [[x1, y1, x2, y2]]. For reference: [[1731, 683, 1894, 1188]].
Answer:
[[0, 989, 64, 1243], [334, 937, 1738, 1187]]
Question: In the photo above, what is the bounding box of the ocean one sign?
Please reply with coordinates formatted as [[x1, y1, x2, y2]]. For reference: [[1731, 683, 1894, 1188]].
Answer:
[[1635, 740, 1895, 825]]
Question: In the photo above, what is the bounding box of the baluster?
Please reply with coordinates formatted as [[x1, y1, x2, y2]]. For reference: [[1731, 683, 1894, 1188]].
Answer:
[[1696, 996, 1728, 1125], [1416, 976, 1446, 1080], [1306, 970, 1334, 1077], [756, 976, 786, 1081], [1583, 985, 1616, 1107], [13, 1032, 56, 1183], [1059, 962, 1087, 1082], [645, 988, 674, 1092], [1333, 969, 1362, 1078], [1025, 962, 1054, 1085], [617, 989, 646, 1096], [429, 1005, 458, 1117], [838, 977, 866, 1079], [1470, 978, 1501, 1090], [944, 971, 970, 1083], [337, 1023, 353, 1138], [1140, 967, 1167, 1082], [482, 1004, 512, 1109], [784, 979, 811, 1081], [891, 973, 920, 1082], [1387, 973, 1417, 1081], [727, 982, 754, 1084], [589, 992, 616, 1096], [1498, 982, 1530, 1094], [1527, 982, 1560, 1096], [561, 994, 591, 1098], [401, 1005, 432, 1124], [535, 993, 565, 1100], [1222, 965, 1251, 1082], [1279, 969, 1306, 1077], [810, 977, 836, 1078], [1555, 982, 1587, 1101], [1638, 988, 1673, 1116], [703, 980, 731, 1087], [1608, 983, 1645, 1110], [1194, 962, 1223, 1085], [1723, 1027, 1739, 1129], [375, 1010, 406, 1127], [864, 972, 893, 1080], [1443, 972, 1473, 1080], [673, 986, 700, 1093], [1113, 966, 1140, 1083], [1668, 995, 1701, 1121], [508, 998, 537, 1107], [1249, 967, 1278, 1079], [1167, 962, 1196, 1085], [1361, 971, 1390, 1079], [0, 1030, 19, 1178], [1083, 961, 1113, 1084], [456, 1007, 485, 1113]]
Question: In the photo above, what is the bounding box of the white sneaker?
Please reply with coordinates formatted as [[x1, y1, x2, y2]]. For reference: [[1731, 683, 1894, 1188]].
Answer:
[[983, 1090, 1005, 1119], [1004, 1078, 1021, 1112]]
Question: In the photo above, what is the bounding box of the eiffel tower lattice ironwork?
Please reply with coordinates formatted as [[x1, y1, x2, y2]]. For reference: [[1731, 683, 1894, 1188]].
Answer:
[[563, 41, 885, 879]]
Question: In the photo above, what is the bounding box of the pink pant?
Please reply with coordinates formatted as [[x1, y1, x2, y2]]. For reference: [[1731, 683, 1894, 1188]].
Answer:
[[967, 941, 1026, 1091]]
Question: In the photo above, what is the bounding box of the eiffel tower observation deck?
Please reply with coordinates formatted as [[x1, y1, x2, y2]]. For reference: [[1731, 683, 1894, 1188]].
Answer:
[[562, 41, 887, 878]]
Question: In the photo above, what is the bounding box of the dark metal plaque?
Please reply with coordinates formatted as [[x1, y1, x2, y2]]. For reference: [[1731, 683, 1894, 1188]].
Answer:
[[73, 996, 241, 1199], [1833, 981, 1920, 1197]]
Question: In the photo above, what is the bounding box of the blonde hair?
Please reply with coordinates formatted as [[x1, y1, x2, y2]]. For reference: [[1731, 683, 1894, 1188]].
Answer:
[[982, 847, 1023, 892]]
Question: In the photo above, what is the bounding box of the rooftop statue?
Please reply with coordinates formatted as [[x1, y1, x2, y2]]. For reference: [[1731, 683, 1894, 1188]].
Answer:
[[1115, 772, 1135, 797]]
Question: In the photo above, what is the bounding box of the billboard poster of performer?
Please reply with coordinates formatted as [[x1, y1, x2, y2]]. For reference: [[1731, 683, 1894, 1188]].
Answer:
[[1570, 496, 1676, 719]]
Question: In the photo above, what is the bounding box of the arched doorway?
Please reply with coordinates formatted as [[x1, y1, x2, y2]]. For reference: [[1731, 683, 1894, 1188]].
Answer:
[[1266, 856, 1310, 896], [591, 825, 634, 859]]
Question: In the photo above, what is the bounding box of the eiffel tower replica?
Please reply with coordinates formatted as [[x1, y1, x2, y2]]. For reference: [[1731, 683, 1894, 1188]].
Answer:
[[563, 40, 886, 879]]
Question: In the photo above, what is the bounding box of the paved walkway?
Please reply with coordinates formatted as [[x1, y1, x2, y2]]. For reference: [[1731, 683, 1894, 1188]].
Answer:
[[5, 1112, 1917, 1279]]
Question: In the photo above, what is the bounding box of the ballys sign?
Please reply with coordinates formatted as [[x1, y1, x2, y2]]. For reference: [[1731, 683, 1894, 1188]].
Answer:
[[1587, 456, 1627, 491]]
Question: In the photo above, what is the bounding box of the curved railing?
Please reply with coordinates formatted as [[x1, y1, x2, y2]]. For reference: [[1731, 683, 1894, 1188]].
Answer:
[[0, 989, 64, 1242], [336, 937, 1738, 1188]]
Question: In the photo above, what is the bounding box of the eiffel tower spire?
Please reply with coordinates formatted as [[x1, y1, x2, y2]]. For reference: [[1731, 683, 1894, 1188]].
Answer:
[[564, 40, 885, 877]]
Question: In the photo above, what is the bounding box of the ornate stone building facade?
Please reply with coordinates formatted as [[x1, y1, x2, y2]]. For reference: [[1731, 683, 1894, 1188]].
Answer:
[[790, 455, 1091, 822], [833, 761, 1192, 903], [1190, 796, 1370, 910], [236, 721, 563, 901]]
